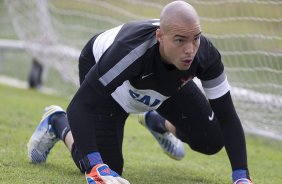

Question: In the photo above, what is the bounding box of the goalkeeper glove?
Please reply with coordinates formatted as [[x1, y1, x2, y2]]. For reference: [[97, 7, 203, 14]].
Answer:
[[80, 152, 130, 184], [233, 178, 253, 184], [85, 163, 130, 184], [232, 169, 253, 184]]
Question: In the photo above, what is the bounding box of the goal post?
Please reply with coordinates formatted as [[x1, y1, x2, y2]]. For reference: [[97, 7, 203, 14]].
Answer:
[[4, 0, 282, 140]]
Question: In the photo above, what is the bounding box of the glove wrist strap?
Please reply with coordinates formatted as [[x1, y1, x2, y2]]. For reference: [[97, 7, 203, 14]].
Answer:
[[232, 169, 250, 182], [79, 152, 103, 173]]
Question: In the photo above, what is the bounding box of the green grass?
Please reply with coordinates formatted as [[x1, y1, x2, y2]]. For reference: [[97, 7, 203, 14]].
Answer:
[[0, 83, 282, 184]]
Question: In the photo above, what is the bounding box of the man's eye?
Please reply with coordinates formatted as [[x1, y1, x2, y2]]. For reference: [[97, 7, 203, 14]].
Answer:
[[194, 36, 200, 41], [175, 39, 183, 44]]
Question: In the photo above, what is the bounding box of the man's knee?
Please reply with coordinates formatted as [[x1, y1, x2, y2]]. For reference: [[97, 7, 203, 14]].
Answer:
[[178, 132, 224, 155], [188, 139, 224, 155]]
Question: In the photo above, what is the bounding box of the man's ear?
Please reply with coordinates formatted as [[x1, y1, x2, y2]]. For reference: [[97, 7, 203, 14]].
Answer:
[[156, 28, 162, 42]]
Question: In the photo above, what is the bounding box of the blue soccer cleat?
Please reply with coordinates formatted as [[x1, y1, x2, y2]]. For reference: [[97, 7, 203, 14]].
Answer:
[[138, 112, 185, 160], [27, 105, 65, 163]]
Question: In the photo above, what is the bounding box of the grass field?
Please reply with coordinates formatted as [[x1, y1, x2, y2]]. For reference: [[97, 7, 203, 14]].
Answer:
[[0, 83, 282, 184]]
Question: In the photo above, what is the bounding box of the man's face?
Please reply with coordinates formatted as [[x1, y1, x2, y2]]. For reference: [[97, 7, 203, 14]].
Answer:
[[157, 20, 201, 71]]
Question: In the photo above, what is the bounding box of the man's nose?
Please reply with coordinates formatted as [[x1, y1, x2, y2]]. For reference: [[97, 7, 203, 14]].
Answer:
[[184, 41, 194, 55]]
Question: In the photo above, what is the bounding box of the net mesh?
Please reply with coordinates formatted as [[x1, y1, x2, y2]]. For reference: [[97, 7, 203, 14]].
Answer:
[[4, 0, 282, 140]]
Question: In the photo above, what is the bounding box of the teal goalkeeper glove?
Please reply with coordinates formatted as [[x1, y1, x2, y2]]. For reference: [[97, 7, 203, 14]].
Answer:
[[85, 163, 130, 184]]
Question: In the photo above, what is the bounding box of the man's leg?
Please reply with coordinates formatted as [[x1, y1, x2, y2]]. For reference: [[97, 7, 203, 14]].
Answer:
[[27, 103, 128, 175], [157, 80, 224, 155], [27, 105, 70, 163], [67, 81, 129, 175], [138, 111, 185, 160], [70, 105, 127, 174]]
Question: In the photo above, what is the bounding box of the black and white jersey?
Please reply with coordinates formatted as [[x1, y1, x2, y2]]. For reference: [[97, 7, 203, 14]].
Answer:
[[85, 19, 230, 113]]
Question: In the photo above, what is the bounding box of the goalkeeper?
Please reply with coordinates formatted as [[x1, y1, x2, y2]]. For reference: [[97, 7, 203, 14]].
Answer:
[[27, 1, 253, 183]]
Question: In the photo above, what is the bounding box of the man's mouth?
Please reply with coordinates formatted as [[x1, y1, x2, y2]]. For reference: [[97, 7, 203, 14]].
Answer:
[[182, 59, 192, 66]]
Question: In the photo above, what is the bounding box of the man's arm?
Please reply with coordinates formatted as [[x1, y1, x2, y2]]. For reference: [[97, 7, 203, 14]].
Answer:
[[209, 91, 252, 182], [196, 35, 252, 183]]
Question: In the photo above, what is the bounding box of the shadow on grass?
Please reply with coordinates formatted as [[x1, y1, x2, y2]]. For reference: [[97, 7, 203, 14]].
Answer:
[[123, 162, 225, 184]]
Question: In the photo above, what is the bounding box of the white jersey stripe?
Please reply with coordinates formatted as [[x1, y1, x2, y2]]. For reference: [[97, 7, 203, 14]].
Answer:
[[201, 72, 226, 88], [202, 77, 230, 99], [99, 37, 157, 86], [93, 25, 123, 62]]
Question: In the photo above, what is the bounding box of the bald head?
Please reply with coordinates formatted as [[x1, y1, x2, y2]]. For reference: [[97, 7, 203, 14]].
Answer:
[[160, 1, 199, 33]]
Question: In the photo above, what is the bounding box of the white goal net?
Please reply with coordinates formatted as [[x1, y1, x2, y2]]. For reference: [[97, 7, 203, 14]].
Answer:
[[4, 0, 282, 140]]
